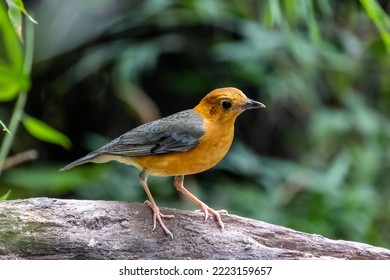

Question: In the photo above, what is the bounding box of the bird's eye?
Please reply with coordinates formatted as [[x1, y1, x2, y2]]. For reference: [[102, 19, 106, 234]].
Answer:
[[220, 100, 232, 110]]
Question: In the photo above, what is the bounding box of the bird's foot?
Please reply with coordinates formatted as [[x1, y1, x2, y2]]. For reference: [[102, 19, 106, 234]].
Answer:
[[144, 200, 175, 239], [195, 204, 228, 230]]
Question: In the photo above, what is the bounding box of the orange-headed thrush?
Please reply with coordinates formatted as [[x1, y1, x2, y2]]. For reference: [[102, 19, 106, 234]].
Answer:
[[61, 87, 265, 238]]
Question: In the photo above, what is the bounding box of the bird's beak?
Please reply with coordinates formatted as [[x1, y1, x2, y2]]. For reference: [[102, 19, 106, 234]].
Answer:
[[243, 99, 266, 110]]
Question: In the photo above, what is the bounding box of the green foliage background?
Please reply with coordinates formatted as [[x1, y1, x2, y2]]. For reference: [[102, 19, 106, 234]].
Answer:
[[1, 0, 390, 249]]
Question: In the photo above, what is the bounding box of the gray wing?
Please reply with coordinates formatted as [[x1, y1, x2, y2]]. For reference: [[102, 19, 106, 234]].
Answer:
[[96, 109, 204, 156]]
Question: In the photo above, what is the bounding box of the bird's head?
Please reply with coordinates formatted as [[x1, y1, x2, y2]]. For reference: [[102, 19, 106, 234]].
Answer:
[[194, 87, 265, 122]]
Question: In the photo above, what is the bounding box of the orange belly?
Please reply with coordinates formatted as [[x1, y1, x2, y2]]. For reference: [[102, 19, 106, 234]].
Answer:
[[128, 123, 234, 176]]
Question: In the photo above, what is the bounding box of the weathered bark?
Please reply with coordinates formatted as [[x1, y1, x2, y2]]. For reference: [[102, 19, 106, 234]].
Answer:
[[0, 198, 389, 260]]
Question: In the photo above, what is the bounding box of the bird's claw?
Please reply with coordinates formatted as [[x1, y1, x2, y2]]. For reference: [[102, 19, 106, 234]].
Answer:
[[195, 204, 228, 230], [144, 200, 174, 239]]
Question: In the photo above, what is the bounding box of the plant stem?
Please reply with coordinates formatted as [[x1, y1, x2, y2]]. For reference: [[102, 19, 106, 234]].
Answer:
[[0, 19, 34, 176]]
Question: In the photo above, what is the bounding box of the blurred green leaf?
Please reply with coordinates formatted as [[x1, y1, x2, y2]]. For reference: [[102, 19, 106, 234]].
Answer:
[[0, 1, 22, 68], [360, 0, 390, 52], [0, 1, 29, 101], [22, 115, 71, 149], [0, 119, 11, 134], [0, 64, 29, 101], [267, 0, 282, 27], [5, 0, 22, 40], [322, 152, 351, 193], [6, 0, 37, 23], [5, 0, 37, 40], [2, 165, 105, 195], [0, 189, 11, 200]]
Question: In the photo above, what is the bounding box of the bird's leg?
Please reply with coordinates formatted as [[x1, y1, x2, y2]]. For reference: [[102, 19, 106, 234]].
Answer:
[[173, 175, 227, 230], [139, 171, 174, 239]]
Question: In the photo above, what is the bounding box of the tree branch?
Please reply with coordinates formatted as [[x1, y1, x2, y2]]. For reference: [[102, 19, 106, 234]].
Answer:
[[0, 198, 389, 259]]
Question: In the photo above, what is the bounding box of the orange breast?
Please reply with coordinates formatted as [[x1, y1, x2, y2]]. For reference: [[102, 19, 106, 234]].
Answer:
[[130, 119, 235, 176]]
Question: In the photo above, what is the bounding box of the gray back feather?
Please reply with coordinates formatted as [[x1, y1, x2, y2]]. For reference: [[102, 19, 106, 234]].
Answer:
[[94, 109, 204, 157]]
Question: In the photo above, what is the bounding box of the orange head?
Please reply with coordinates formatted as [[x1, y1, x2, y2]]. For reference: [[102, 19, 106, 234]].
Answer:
[[194, 87, 265, 123]]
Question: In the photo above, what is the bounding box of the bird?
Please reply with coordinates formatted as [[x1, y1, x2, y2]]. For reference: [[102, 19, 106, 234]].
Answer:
[[60, 87, 265, 238]]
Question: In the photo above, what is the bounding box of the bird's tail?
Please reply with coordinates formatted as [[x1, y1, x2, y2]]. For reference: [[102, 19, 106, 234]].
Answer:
[[59, 153, 97, 171]]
